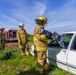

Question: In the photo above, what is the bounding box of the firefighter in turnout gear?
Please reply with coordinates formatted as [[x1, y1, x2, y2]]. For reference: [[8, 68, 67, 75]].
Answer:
[[34, 16, 52, 74], [0, 27, 6, 49], [16, 23, 29, 55]]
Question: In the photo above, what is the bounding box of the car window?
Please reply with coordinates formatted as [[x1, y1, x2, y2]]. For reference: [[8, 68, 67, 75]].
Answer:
[[71, 35, 76, 50], [61, 33, 73, 48], [48, 40, 60, 47], [48, 33, 73, 48]]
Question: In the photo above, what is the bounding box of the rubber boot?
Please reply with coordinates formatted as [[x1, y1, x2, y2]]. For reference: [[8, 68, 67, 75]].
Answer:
[[25, 48, 30, 56], [21, 49, 25, 55], [25, 51, 29, 56], [43, 63, 50, 71], [36, 66, 43, 74]]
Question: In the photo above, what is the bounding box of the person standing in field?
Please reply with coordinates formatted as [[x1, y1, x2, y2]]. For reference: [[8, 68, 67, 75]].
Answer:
[[0, 27, 6, 49], [34, 16, 52, 74], [16, 23, 29, 55]]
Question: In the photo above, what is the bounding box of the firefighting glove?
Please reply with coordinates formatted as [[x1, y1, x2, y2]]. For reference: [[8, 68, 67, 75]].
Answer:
[[45, 32, 53, 39]]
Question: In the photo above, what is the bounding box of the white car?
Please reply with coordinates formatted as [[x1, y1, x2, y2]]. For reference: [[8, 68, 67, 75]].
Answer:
[[30, 31, 76, 75]]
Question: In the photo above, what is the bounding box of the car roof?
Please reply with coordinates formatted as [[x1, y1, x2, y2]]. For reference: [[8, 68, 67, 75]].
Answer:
[[61, 31, 76, 34]]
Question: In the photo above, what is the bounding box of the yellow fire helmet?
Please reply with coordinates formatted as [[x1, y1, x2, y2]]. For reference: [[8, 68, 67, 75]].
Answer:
[[35, 16, 47, 24]]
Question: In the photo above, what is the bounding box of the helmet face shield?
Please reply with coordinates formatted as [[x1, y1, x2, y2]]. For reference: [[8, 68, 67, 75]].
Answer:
[[43, 18, 47, 24]]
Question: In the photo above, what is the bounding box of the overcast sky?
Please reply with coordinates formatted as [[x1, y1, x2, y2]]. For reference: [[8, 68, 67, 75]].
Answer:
[[0, 0, 76, 34]]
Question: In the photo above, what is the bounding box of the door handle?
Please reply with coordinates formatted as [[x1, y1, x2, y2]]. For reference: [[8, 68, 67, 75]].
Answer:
[[62, 50, 66, 55], [62, 50, 66, 52]]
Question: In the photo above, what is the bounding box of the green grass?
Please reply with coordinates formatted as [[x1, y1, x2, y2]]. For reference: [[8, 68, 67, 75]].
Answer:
[[0, 35, 74, 75], [0, 46, 74, 75], [28, 34, 33, 46]]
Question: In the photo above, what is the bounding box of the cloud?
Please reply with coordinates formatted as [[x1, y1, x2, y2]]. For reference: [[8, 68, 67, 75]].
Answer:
[[47, 0, 76, 32], [33, 2, 46, 15], [46, 24, 76, 33], [48, 0, 76, 19], [0, 0, 47, 26], [46, 23, 71, 30], [2, 14, 17, 23], [0, 0, 76, 34], [0, 13, 19, 29]]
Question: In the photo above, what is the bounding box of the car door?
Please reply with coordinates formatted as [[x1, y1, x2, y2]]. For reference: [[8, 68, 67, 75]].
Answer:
[[47, 33, 73, 72], [56, 33, 74, 71], [67, 34, 76, 74], [47, 40, 64, 67], [56, 47, 68, 71]]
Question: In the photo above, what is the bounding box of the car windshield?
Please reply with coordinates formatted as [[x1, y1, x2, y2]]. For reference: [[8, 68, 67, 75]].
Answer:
[[61, 33, 73, 47]]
